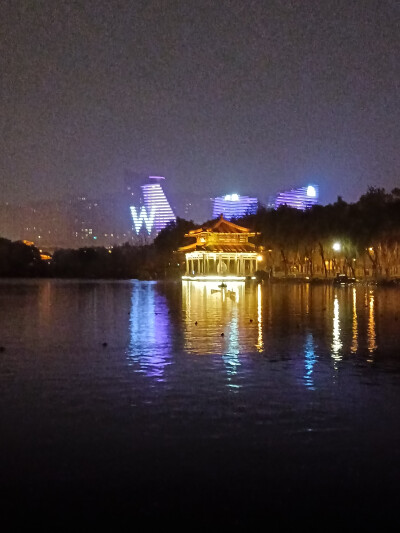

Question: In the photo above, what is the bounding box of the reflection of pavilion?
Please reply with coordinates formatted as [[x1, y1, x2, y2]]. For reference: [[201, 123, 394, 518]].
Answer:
[[182, 280, 262, 358], [179, 215, 260, 281]]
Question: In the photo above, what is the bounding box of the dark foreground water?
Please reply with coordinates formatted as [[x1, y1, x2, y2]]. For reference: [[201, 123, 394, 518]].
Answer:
[[0, 279, 399, 529]]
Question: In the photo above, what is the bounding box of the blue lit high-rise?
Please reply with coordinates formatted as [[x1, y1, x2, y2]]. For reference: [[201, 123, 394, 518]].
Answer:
[[212, 194, 258, 220], [274, 184, 319, 210]]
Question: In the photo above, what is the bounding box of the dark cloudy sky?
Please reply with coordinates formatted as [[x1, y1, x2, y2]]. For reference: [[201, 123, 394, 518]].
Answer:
[[1, 0, 399, 206]]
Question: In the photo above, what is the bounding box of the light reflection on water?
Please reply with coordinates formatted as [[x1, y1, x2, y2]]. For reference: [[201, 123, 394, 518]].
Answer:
[[127, 281, 172, 381], [351, 287, 358, 353], [256, 283, 263, 352], [0, 279, 394, 390], [304, 333, 317, 390], [181, 280, 260, 357], [222, 307, 241, 390], [1, 279, 400, 525], [368, 291, 377, 357], [331, 293, 343, 365], [179, 280, 386, 389]]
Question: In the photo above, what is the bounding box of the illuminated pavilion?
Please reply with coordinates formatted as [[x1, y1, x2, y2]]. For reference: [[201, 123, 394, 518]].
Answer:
[[179, 215, 261, 281]]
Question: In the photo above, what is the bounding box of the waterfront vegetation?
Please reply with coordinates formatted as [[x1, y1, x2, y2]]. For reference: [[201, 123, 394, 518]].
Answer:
[[1, 187, 400, 282]]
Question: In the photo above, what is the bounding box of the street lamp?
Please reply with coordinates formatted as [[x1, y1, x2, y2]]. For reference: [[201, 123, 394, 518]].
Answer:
[[332, 242, 342, 275]]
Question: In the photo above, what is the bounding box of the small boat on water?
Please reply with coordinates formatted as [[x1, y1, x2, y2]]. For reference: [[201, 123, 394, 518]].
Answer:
[[333, 273, 356, 285]]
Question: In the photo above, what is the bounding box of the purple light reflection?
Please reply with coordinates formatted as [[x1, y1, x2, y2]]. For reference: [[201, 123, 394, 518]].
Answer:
[[128, 281, 172, 380]]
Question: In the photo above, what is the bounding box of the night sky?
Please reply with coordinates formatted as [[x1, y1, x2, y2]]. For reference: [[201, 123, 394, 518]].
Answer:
[[1, 0, 399, 206]]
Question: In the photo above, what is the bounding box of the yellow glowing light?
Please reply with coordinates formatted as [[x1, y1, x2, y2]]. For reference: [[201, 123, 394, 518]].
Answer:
[[332, 242, 341, 252], [257, 255, 263, 261], [182, 275, 247, 281]]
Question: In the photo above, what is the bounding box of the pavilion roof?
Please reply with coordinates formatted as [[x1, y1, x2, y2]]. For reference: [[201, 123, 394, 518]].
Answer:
[[184, 214, 256, 237], [178, 242, 257, 253]]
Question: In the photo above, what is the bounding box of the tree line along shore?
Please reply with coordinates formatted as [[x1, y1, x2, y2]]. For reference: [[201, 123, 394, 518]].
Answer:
[[1, 187, 400, 284]]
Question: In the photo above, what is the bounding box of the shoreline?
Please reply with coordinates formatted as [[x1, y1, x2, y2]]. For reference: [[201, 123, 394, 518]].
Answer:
[[0, 275, 399, 287]]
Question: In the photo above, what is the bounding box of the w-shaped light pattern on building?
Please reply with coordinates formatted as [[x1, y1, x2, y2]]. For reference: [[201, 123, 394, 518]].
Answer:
[[141, 182, 176, 234], [129, 176, 176, 236], [130, 206, 156, 234]]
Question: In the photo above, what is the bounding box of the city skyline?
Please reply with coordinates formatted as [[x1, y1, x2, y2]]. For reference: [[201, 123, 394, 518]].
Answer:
[[1, 1, 398, 208], [0, 174, 322, 249]]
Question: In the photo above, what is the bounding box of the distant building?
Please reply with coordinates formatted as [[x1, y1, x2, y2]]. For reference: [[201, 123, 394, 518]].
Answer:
[[274, 184, 319, 210], [177, 194, 213, 224], [129, 176, 176, 238], [212, 194, 258, 220]]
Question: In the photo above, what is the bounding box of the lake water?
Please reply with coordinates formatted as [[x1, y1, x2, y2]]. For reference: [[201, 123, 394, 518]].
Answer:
[[0, 279, 399, 528]]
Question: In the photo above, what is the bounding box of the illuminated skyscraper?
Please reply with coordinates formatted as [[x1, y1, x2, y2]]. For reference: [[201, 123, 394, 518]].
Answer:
[[130, 176, 176, 237], [274, 184, 319, 210], [212, 194, 258, 220]]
